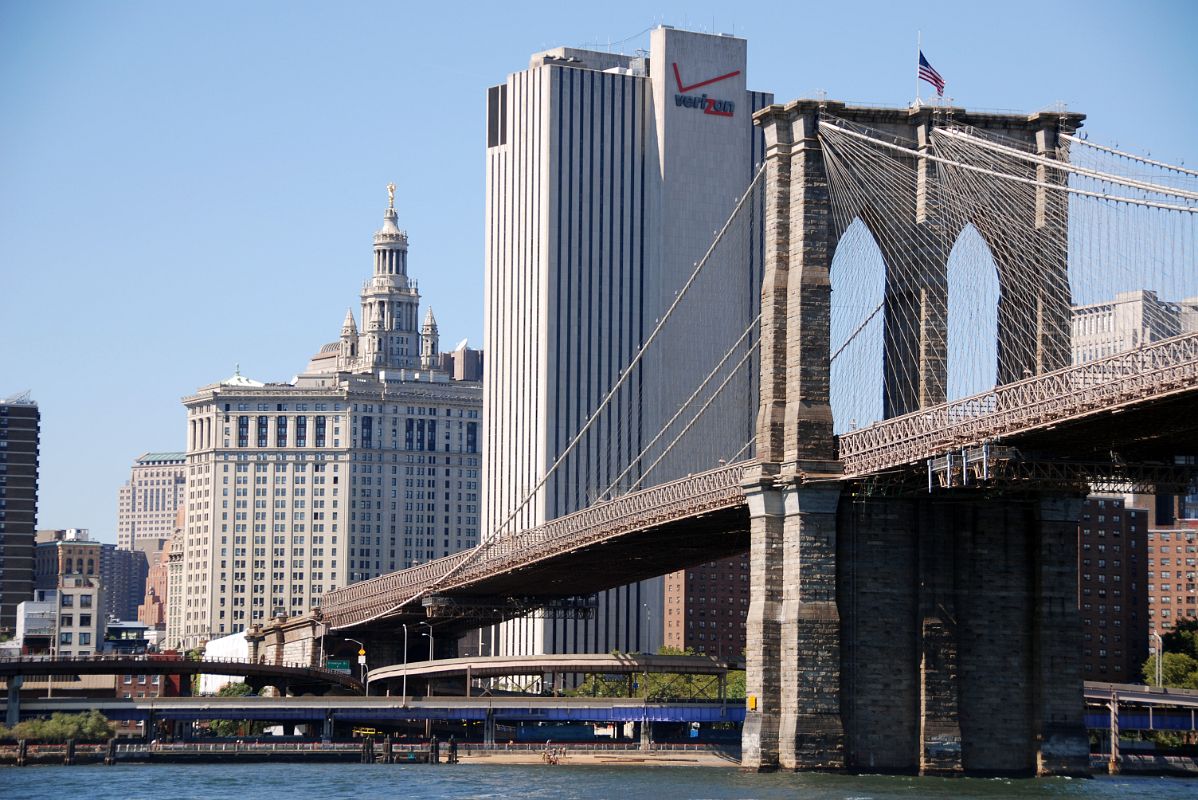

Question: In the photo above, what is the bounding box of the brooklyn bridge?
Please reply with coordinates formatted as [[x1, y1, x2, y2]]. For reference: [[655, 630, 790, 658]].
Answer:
[[263, 100, 1198, 775]]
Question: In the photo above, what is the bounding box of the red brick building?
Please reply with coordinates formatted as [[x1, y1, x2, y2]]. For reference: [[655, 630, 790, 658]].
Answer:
[[1078, 496, 1149, 681], [1146, 519, 1198, 638], [663, 554, 748, 665]]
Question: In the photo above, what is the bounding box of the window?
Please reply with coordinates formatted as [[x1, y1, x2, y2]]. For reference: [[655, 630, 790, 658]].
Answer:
[[80, 594, 93, 608], [60, 594, 74, 608], [59, 632, 72, 645]]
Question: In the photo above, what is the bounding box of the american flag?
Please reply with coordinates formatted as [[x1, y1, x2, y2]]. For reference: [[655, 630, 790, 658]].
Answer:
[[918, 51, 945, 97]]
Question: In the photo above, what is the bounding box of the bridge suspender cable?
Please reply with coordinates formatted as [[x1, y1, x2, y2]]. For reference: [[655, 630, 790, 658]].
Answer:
[[1062, 134, 1198, 179], [819, 121, 1198, 214], [937, 127, 1198, 203], [599, 314, 760, 500]]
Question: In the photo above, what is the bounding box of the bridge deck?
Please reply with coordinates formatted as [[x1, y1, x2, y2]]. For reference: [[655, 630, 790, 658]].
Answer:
[[839, 331, 1198, 477]]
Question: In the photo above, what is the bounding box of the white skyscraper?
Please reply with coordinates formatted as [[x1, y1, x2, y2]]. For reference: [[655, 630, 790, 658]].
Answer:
[[483, 27, 770, 659]]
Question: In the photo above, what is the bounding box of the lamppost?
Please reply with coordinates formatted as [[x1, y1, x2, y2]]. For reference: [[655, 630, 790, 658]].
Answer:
[[419, 622, 434, 698], [1151, 632, 1164, 688], [642, 602, 652, 654], [400, 623, 409, 701], [346, 637, 368, 696]]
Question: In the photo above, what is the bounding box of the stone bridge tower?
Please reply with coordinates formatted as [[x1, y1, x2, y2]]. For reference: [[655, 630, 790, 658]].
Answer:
[[742, 100, 1089, 776]]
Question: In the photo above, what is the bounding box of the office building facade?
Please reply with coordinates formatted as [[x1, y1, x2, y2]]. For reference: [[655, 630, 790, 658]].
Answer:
[[483, 27, 770, 659], [174, 194, 482, 648], [0, 394, 39, 634], [1072, 289, 1198, 365], [117, 452, 187, 552]]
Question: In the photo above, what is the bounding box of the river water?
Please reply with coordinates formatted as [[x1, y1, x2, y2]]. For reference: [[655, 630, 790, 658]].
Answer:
[[0, 763, 1193, 800]]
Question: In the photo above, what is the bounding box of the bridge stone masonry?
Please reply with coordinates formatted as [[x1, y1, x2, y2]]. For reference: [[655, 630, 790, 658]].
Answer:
[[742, 100, 1092, 776]]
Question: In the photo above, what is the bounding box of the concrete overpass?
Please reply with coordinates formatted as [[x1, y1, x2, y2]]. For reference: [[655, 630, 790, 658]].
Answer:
[[365, 652, 729, 696]]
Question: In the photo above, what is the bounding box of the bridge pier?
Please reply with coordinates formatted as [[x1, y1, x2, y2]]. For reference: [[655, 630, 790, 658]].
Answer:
[[836, 492, 1089, 776], [778, 483, 844, 770], [1031, 496, 1090, 776]]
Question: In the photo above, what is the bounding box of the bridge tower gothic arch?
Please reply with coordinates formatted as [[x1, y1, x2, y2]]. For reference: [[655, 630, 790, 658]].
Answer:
[[742, 99, 1089, 776]]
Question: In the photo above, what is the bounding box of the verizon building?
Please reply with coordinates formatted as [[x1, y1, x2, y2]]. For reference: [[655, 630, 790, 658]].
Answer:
[[484, 27, 770, 660]]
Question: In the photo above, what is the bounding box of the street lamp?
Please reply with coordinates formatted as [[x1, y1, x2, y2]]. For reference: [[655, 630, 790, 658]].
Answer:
[[346, 637, 368, 696], [642, 602, 652, 654], [1151, 632, 1164, 688], [419, 622, 434, 660], [419, 622, 434, 699], [400, 623, 409, 701]]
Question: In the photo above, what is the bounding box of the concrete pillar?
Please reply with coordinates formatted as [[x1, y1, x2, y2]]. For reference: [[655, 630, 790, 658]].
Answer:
[[1032, 495, 1089, 776], [484, 708, 496, 747], [640, 719, 652, 752], [778, 485, 844, 770], [6, 675, 22, 728]]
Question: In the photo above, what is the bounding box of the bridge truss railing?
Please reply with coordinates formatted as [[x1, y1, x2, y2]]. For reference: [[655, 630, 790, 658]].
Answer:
[[837, 331, 1198, 478], [441, 462, 751, 588], [323, 462, 751, 629]]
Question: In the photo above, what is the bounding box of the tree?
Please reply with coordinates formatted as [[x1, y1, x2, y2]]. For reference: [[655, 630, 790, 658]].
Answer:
[[206, 682, 264, 738], [1141, 619, 1198, 689], [0, 710, 114, 742]]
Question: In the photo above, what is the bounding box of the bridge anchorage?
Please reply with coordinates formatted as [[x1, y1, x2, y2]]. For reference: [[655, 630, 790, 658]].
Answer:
[[301, 97, 1198, 777]]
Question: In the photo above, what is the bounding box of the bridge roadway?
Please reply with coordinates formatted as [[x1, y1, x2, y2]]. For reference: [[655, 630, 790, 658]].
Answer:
[[323, 331, 1198, 633], [0, 655, 362, 693]]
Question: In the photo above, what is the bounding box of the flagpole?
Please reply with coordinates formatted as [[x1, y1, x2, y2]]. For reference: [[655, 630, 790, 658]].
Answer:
[[915, 31, 921, 105]]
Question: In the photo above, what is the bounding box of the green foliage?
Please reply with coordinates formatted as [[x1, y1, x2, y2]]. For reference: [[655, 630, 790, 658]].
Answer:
[[207, 681, 263, 738], [0, 710, 114, 742], [217, 681, 253, 697], [1141, 619, 1198, 689]]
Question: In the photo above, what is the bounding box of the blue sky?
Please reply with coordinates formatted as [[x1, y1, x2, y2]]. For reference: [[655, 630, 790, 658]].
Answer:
[[2, 0, 1195, 541]]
